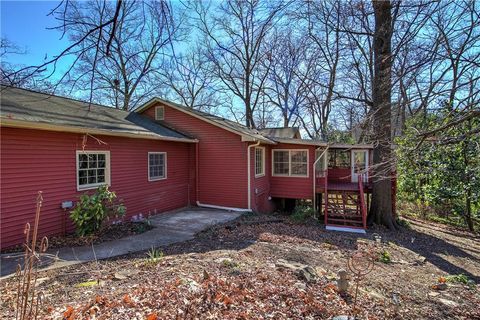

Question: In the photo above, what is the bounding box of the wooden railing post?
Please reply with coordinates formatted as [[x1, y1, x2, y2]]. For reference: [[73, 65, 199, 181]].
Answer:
[[324, 170, 328, 226], [358, 174, 367, 229]]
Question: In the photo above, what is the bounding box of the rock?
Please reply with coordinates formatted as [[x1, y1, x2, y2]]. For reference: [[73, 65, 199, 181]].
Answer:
[[114, 272, 127, 280], [438, 298, 458, 307], [113, 270, 138, 281], [215, 257, 233, 265], [428, 291, 440, 297], [276, 259, 305, 271], [297, 266, 318, 283], [293, 282, 307, 291], [433, 283, 448, 290], [185, 279, 201, 293], [276, 259, 319, 282], [415, 256, 427, 265], [332, 316, 354, 320]]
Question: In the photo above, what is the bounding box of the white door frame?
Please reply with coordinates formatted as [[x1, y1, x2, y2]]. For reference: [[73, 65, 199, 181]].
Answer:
[[351, 149, 369, 183]]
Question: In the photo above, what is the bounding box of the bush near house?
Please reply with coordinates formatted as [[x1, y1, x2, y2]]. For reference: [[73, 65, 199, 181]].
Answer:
[[70, 185, 126, 236]]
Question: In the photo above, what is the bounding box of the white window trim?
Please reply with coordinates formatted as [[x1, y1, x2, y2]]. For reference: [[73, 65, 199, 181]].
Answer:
[[271, 149, 309, 178], [155, 106, 165, 120], [254, 147, 265, 178], [148, 152, 167, 181], [76, 150, 111, 191]]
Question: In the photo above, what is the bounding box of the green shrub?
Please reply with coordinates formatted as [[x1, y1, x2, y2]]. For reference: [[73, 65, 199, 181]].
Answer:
[[146, 247, 163, 264], [378, 250, 392, 264], [70, 185, 126, 236], [445, 273, 470, 284], [291, 203, 314, 223]]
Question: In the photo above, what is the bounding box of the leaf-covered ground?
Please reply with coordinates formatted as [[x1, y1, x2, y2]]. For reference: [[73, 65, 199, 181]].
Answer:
[[1, 214, 479, 319]]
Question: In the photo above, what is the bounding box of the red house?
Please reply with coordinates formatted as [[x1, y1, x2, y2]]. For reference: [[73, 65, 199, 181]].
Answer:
[[0, 86, 393, 249]]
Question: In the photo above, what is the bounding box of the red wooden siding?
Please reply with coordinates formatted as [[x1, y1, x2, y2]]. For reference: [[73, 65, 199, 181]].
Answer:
[[269, 144, 316, 200], [141, 104, 249, 209], [0, 127, 194, 249]]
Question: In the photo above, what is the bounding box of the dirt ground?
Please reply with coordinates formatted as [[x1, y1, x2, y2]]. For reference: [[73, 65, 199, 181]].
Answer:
[[1, 214, 479, 319]]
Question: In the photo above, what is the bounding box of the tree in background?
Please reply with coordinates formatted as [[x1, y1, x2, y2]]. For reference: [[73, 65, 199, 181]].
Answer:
[[397, 107, 480, 231], [54, 0, 182, 110], [156, 48, 220, 112], [193, 0, 288, 128]]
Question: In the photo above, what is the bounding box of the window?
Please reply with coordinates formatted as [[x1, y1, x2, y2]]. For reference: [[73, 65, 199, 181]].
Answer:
[[76, 151, 110, 190], [148, 152, 166, 181], [255, 147, 265, 177], [155, 106, 164, 120], [272, 150, 308, 177]]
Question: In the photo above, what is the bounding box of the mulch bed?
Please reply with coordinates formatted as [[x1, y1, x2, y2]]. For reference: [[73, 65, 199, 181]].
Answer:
[[1, 214, 479, 319], [1, 221, 153, 253]]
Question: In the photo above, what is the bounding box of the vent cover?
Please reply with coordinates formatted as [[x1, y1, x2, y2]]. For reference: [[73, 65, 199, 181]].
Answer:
[[155, 106, 164, 120]]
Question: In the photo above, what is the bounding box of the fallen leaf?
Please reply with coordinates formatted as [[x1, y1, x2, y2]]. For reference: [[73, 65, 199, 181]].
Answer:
[[63, 305, 75, 320], [146, 312, 158, 320]]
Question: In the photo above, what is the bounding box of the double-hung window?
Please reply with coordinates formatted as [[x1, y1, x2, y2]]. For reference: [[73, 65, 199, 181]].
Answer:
[[76, 151, 110, 190], [148, 152, 167, 181], [272, 149, 308, 177], [255, 147, 265, 177]]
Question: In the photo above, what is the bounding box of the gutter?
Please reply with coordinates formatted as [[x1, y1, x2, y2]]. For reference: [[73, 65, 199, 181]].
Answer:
[[312, 146, 329, 219], [247, 140, 261, 210], [0, 118, 198, 143]]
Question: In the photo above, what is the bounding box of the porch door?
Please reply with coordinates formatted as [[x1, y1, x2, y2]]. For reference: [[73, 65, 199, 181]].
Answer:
[[351, 150, 368, 183]]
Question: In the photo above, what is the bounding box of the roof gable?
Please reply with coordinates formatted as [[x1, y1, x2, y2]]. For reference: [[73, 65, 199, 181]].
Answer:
[[136, 98, 275, 144]]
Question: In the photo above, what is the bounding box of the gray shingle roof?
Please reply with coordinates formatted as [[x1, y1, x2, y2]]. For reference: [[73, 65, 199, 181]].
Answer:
[[137, 97, 275, 144], [259, 127, 301, 139], [0, 86, 195, 142]]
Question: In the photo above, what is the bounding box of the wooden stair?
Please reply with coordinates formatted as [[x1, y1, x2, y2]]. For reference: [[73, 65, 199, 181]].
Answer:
[[324, 175, 367, 231]]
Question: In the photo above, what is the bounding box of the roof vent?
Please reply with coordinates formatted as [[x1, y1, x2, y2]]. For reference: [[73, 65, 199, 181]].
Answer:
[[155, 106, 164, 120]]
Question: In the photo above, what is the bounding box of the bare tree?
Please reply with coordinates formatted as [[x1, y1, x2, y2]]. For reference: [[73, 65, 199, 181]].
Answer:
[[193, 0, 288, 128], [54, 0, 182, 110], [263, 30, 309, 128], [157, 48, 219, 112]]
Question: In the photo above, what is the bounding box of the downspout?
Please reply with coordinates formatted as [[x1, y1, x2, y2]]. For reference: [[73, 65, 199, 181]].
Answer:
[[247, 140, 261, 211], [195, 142, 199, 204], [313, 146, 329, 219]]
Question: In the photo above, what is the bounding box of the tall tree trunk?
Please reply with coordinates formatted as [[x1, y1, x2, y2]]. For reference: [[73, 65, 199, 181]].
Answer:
[[369, 0, 397, 229]]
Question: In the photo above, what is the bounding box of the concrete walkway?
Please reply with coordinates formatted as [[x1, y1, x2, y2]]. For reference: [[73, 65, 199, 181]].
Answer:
[[0, 208, 243, 278]]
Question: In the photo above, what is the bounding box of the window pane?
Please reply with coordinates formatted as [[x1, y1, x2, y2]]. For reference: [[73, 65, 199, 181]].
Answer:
[[291, 151, 307, 162], [273, 151, 289, 175], [77, 152, 108, 187], [149, 153, 166, 179], [291, 151, 307, 176], [255, 148, 264, 175], [336, 150, 350, 168], [291, 163, 307, 175]]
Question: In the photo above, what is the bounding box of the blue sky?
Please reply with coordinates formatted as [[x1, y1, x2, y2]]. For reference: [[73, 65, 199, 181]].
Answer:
[[1, 1, 68, 67]]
